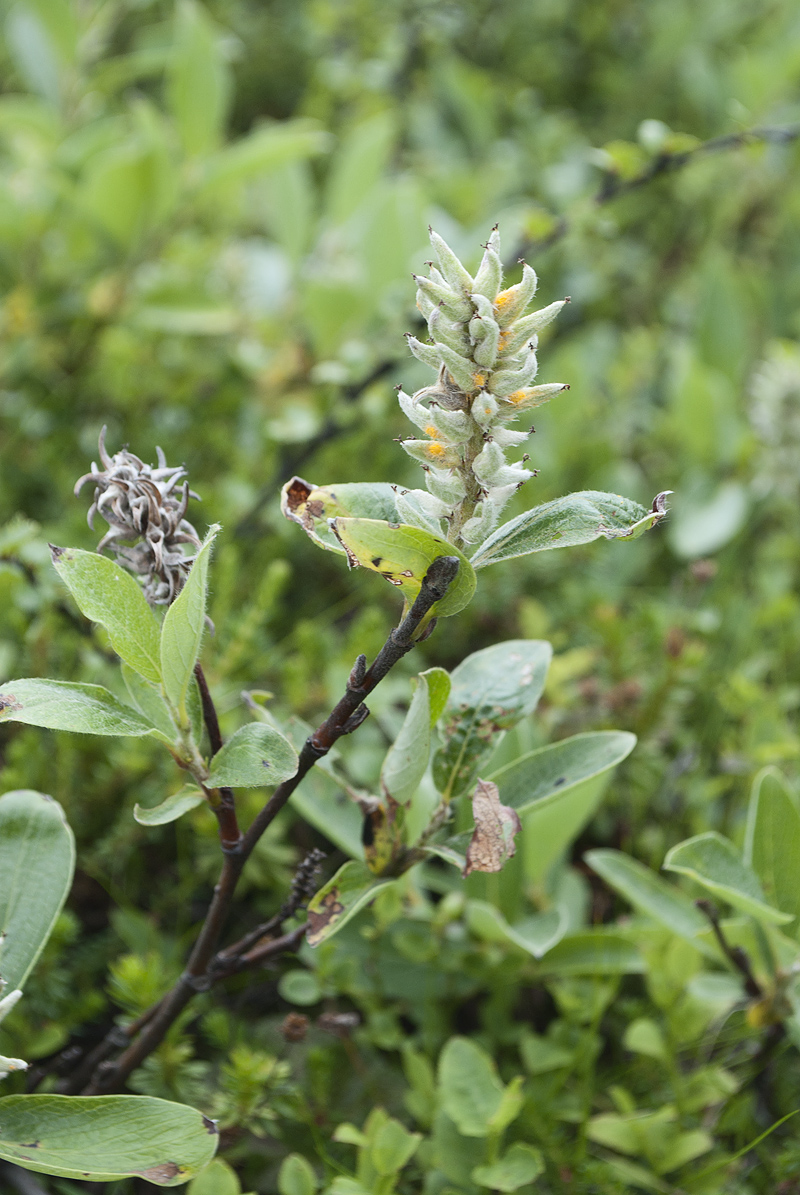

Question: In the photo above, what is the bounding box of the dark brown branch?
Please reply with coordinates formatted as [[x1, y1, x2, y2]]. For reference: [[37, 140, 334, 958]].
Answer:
[[81, 556, 459, 1094], [194, 662, 223, 755], [215, 848, 325, 965], [695, 899, 763, 999], [194, 662, 241, 851]]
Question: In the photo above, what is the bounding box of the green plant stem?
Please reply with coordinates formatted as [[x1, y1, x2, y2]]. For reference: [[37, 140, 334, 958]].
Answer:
[[80, 556, 460, 1095]]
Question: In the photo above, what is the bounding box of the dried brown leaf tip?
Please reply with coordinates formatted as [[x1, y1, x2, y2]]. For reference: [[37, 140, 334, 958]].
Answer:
[[463, 779, 522, 876], [75, 426, 202, 606]]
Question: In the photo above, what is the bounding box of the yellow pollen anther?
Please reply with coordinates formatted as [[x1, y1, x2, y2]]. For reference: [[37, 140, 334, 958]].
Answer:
[[473, 372, 487, 388], [508, 390, 527, 404], [428, 443, 447, 458], [494, 290, 512, 311], [425, 424, 440, 438]]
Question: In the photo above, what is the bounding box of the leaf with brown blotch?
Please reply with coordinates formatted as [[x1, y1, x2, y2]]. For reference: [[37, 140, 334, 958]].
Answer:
[[464, 780, 522, 876]]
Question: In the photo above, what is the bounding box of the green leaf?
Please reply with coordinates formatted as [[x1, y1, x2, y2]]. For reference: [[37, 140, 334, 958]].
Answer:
[[281, 477, 401, 553], [469, 491, 667, 569], [278, 1153, 318, 1195], [422, 667, 451, 725], [324, 111, 397, 225], [51, 547, 162, 682], [624, 1018, 667, 1061], [0, 679, 161, 738], [466, 900, 567, 959], [471, 1143, 544, 1191], [160, 525, 219, 725], [78, 135, 177, 248], [433, 640, 552, 799], [370, 1118, 421, 1175], [487, 1074, 525, 1133], [289, 771, 364, 860], [331, 519, 476, 619], [538, 931, 645, 975], [188, 1158, 241, 1195], [197, 121, 330, 193], [0, 1094, 218, 1184], [134, 785, 205, 826], [585, 848, 715, 955], [437, 1037, 505, 1137], [207, 723, 298, 789], [0, 790, 75, 991], [663, 832, 793, 925], [168, 0, 229, 156], [489, 731, 636, 880], [122, 664, 176, 741], [306, 861, 394, 947], [744, 767, 800, 934], [381, 673, 433, 805], [277, 970, 321, 1007]]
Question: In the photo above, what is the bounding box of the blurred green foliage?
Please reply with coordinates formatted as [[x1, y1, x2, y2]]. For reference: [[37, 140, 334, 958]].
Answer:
[[3, 0, 800, 1190]]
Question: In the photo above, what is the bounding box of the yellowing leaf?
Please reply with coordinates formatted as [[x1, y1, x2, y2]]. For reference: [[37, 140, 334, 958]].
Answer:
[[330, 518, 475, 619]]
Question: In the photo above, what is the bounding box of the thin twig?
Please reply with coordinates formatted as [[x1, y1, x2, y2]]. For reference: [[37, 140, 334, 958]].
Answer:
[[695, 899, 763, 999], [523, 121, 800, 255], [81, 556, 459, 1094], [194, 661, 241, 851], [595, 122, 800, 204]]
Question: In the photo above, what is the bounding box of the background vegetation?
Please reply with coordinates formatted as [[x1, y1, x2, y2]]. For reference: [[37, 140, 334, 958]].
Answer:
[[3, 0, 800, 1190]]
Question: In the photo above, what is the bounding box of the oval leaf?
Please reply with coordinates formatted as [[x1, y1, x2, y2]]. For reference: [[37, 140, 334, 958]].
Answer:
[[161, 525, 219, 724], [438, 1037, 504, 1137], [538, 930, 645, 976], [489, 731, 636, 815], [380, 673, 432, 805], [0, 1094, 217, 1184], [466, 899, 567, 960], [469, 491, 667, 569], [306, 860, 393, 947], [472, 1143, 544, 1191], [585, 848, 716, 956], [134, 786, 205, 826], [0, 679, 159, 737], [663, 831, 793, 925], [0, 791, 75, 991], [207, 723, 299, 789], [488, 731, 635, 880], [50, 547, 162, 683], [433, 640, 552, 800], [744, 767, 800, 935], [122, 663, 177, 741], [330, 518, 475, 618]]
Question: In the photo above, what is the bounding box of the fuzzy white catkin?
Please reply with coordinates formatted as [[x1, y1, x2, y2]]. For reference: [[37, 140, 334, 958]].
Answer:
[[398, 227, 569, 547]]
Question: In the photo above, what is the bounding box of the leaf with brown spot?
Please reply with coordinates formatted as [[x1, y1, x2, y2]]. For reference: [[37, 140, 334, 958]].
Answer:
[[463, 780, 522, 876], [139, 1163, 182, 1182], [433, 640, 552, 800], [0, 1094, 217, 1185], [280, 477, 401, 553], [306, 860, 395, 946]]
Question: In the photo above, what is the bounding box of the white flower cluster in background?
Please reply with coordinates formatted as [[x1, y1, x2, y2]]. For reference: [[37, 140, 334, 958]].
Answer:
[[397, 227, 569, 546]]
